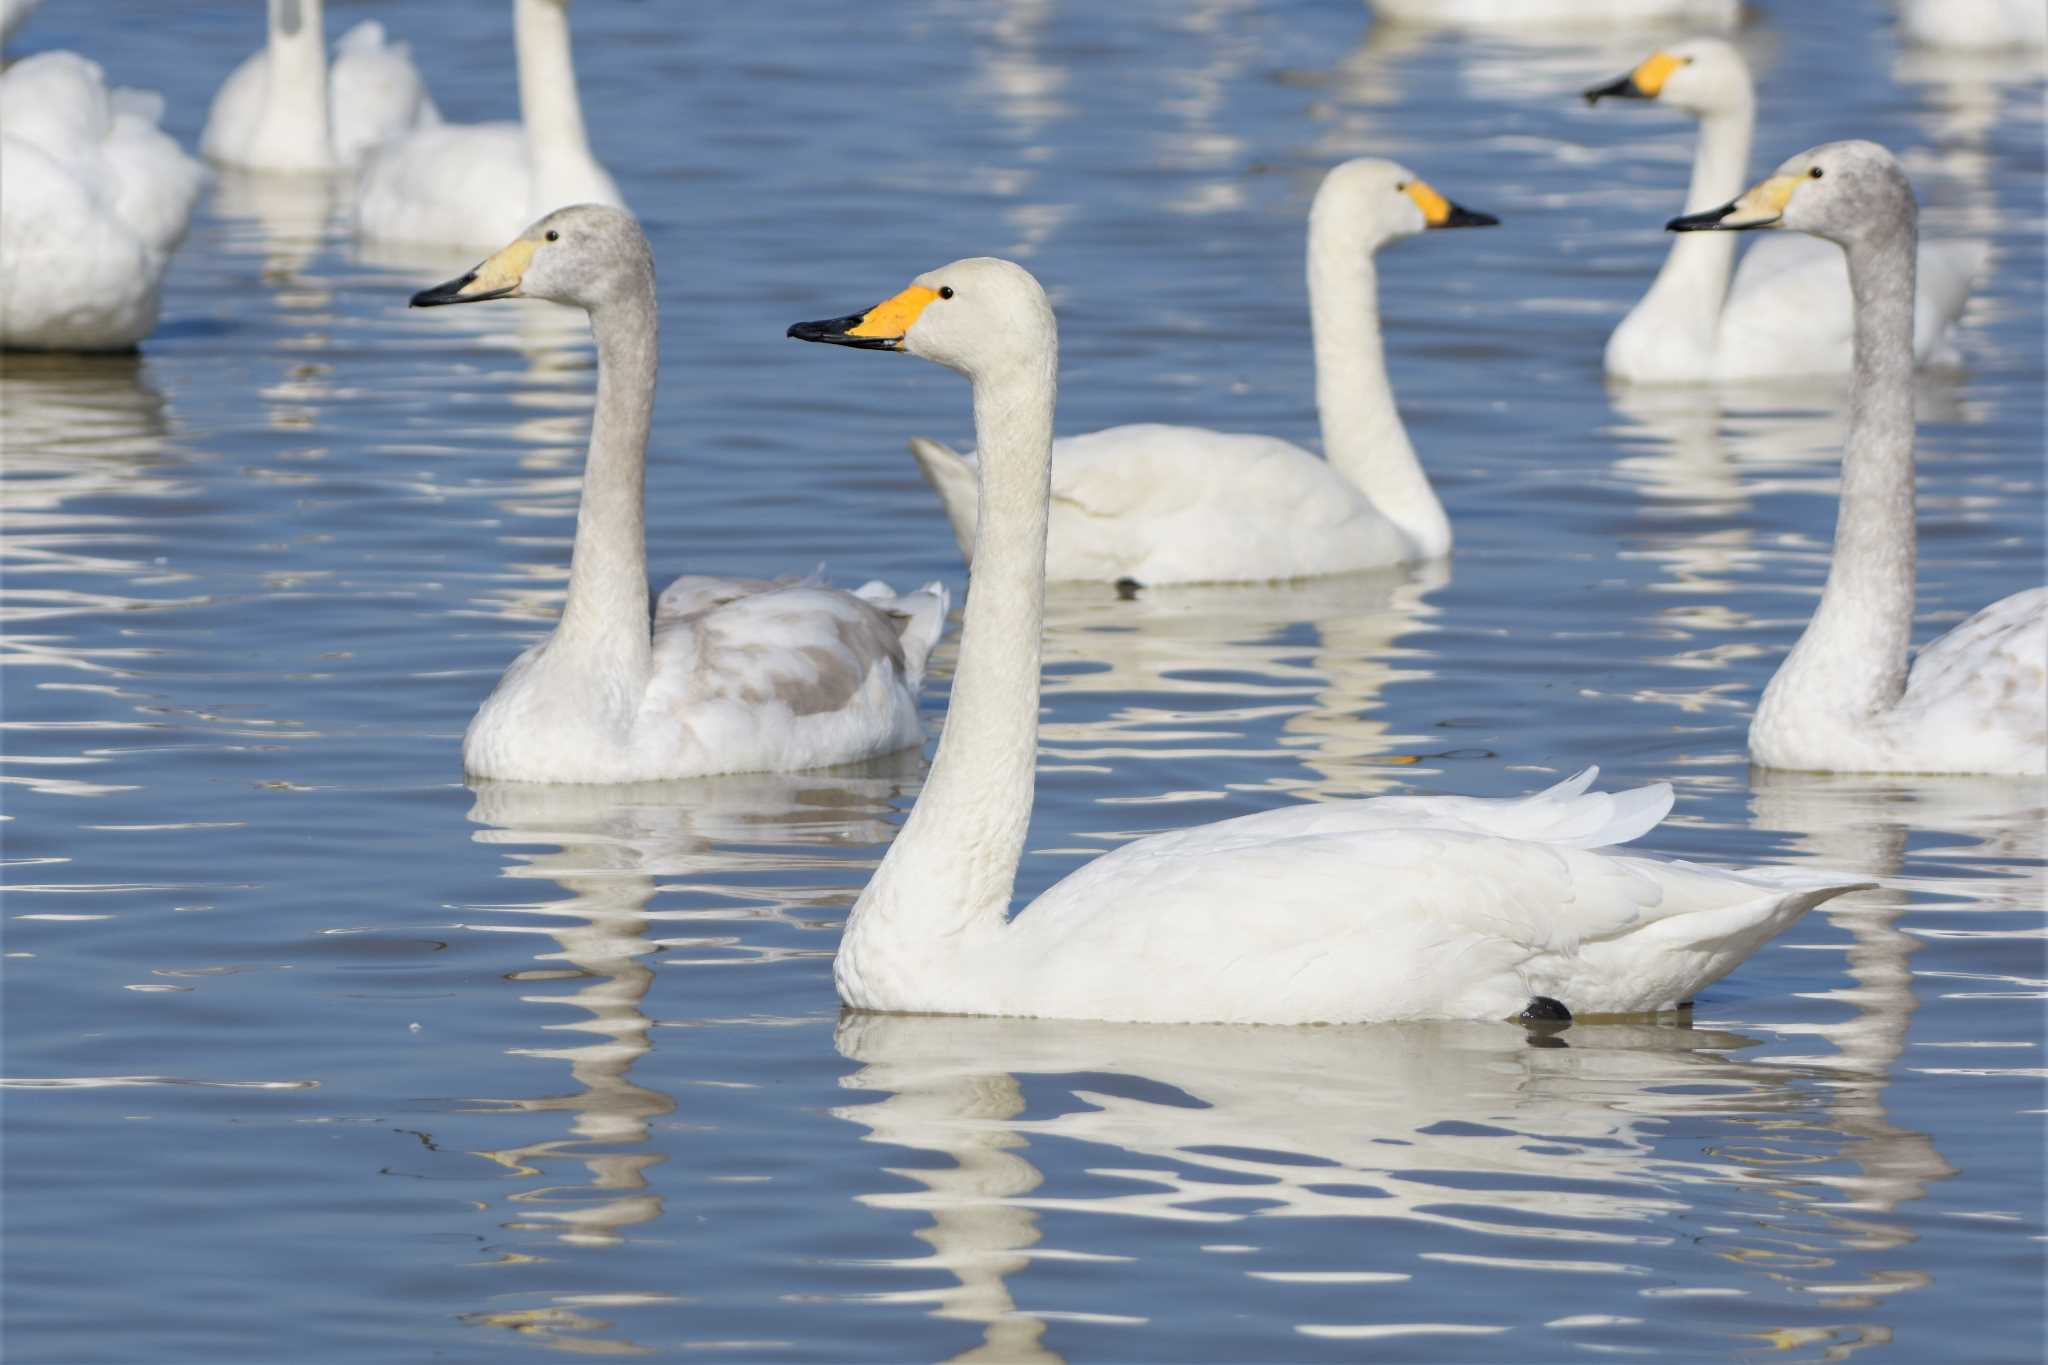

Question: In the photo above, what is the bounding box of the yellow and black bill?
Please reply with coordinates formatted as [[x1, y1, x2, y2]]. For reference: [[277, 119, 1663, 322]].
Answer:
[[787, 284, 940, 350], [410, 238, 538, 308], [1667, 173, 1799, 233], [1584, 51, 1684, 104], [1405, 180, 1498, 230]]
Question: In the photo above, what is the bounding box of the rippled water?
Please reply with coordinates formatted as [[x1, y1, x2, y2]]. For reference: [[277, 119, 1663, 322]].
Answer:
[[4, 2, 2043, 1361]]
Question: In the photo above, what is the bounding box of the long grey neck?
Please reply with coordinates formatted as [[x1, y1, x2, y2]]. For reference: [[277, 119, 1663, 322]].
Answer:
[[515, 0, 597, 188], [853, 352, 1056, 940], [265, 0, 331, 157], [554, 289, 657, 684], [1310, 223, 1447, 555], [1772, 215, 1919, 718], [1644, 102, 1752, 330]]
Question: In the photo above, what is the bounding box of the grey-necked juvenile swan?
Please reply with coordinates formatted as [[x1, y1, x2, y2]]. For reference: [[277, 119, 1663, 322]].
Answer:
[[411, 206, 946, 784], [786, 257, 1867, 1025], [1671, 141, 2046, 775]]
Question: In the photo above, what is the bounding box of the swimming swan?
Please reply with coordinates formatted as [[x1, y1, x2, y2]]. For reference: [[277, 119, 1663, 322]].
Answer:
[[410, 206, 946, 784], [0, 52, 205, 352], [787, 257, 1868, 1024], [1366, 0, 1737, 30], [1900, 0, 2046, 51], [1670, 141, 2046, 775], [906, 160, 1493, 585], [1588, 39, 1983, 384], [201, 0, 439, 173], [355, 0, 622, 250]]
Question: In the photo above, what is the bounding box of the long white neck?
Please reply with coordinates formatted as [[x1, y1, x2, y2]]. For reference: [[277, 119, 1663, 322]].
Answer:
[[262, 0, 331, 167], [1308, 215, 1448, 556], [553, 288, 657, 688], [1759, 213, 1919, 730], [1632, 99, 1753, 345], [841, 348, 1057, 972], [515, 0, 599, 196]]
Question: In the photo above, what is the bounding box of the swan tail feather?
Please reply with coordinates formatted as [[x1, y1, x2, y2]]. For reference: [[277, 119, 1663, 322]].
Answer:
[[907, 437, 980, 562], [852, 579, 951, 686]]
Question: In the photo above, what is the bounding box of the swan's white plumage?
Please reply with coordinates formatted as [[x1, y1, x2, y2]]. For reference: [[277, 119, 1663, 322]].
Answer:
[[201, 13, 438, 172], [1595, 39, 1983, 384], [1368, 0, 1738, 29], [354, 0, 622, 249], [795, 256, 1866, 1025], [1686, 141, 2045, 775], [1900, 0, 2047, 50], [416, 206, 942, 785], [0, 53, 204, 352], [906, 159, 1481, 585]]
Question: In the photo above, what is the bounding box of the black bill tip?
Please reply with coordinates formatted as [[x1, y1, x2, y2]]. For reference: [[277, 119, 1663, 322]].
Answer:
[[787, 312, 899, 350], [1583, 73, 1645, 105], [1667, 201, 1739, 233], [410, 272, 502, 308], [1437, 202, 1499, 229]]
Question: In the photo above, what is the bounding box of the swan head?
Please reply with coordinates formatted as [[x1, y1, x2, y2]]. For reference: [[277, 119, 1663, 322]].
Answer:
[[409, 204, 654, 313], [1584, 38, 1750, 116], [786, 256, 1056, 381], [1309, 158, 1497, 253], [1666, 140, 1914, 247]]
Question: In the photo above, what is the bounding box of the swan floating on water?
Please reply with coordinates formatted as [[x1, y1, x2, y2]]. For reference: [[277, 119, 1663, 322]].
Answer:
[[1899, 0, 2047, 51], [0, 52, 205, 352], [410, 206, 946, 784], [1365, 0, 1738, 31], [1588, 39, 1983, 383], [201, 0, 439, 173], [907, 160, 1492, 585], [356, 0, 623, 249], [1670, 140, 2046, 775], [788, 257, 1868, 1024]]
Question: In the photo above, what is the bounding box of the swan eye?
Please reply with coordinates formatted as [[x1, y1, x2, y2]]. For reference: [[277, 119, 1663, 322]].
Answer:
[[1808, 167, 1823, 180], [938, 286, 954, 300], [545, 229, 560, 242]]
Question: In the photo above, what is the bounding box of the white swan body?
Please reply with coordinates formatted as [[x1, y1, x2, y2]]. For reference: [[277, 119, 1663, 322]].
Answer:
[[1900, 0, 2047, 50], [1671, 141, 2046, 775], [1367, 0, 1738, 30], [0, 53, 204, 352], [788, 257, 1867, 1024], [410, 207, 945, 784], [1590, 40, 1983, 384], [909, 160, 1490, 585], [201, 0, 438, 173], [355, 0, 622, 249]]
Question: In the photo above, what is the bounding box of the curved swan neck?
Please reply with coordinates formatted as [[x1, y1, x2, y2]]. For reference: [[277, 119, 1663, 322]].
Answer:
[[1308, 218, 1448, 556], [849, 347, 1057, 949], [555, 287, 658, 679], [264, 0, 331, 161], [1642, 102, 1752, 332], [515, 0, 598, 189], [1764, 215, 1919, 724]]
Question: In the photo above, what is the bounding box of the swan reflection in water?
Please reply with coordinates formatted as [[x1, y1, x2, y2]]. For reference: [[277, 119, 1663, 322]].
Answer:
[[1038, 566, 1444, 807], [456, 761, 916, 1351]]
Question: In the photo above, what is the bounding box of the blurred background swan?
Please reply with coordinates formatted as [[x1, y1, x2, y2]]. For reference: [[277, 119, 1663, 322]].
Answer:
[[1363, 0, 1738, 33], [200, 0, 438, 173], [0, 51, 203, 351], [355, 0, 622, 249]]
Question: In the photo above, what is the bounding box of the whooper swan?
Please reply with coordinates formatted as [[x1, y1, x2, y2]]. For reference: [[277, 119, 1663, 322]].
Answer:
[[201, 0, 438, 173], [410, 206, 945, 784], [786, 256, 1867, 1024], [1587, 39, 1983, 384], [356, 0, 622, 250], [1, 52, 205, 352], [1670, 140, 2045, 775], [905, 160, 1493, 586]]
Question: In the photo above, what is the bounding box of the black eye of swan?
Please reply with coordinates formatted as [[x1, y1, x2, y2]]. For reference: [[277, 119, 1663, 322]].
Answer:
[[1808, 167, 1823, 179], [939, 286, 954, 299], [545, 229, 560, 241]]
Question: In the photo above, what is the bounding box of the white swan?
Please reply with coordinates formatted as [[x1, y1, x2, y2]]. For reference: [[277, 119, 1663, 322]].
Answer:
[[906, 160, 1493, 585], [1366, 0, 1737, 30], [1670, 141, 2046, 775], [0, 52, 204, 352], [200, 0, 438, 173], [787, 257, 1868, 1024], [1900, 0, 2047, 51], [409, 206, 947, 784], [1588, 39, 1984, 384], [355, 0, 622, 250]]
